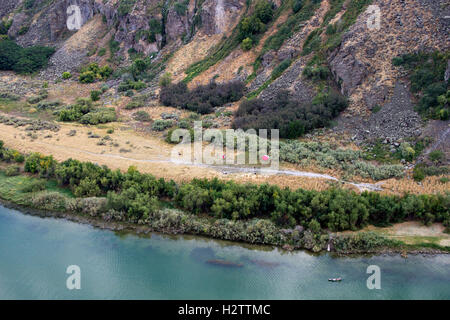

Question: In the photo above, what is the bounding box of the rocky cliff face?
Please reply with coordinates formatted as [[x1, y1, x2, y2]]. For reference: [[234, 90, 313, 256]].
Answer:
[[2, 0, 245, 81], [9, 0, 95, 47], [0, 0, 21, 20], [327, 0, 449, 142], [328, 0, 449, 114], [6, 0, 245, 54]]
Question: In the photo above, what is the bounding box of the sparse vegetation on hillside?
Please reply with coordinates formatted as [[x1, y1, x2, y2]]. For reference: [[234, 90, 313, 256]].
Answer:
[[247, 0, 322, 96], [301, 0, 374, 83], [234, 89, 348, 139], [118, 80, 146, 92], [57, 98, 116, 125], [0, 19, 12, 35], [392, 51, 449, 120], [237, 0, 274, 48], [258, 0, 321, 59], [184, 0, 279, 83], [118, 0, 137, 16], [160, 81, 244, 114]]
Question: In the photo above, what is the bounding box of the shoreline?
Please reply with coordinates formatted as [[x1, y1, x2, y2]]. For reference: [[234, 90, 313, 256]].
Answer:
[[1, 198, 448, 257]]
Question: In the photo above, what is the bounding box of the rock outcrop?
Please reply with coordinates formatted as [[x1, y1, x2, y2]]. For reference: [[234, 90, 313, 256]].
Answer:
[[6, 0, 245, 55], [0, 0, 20, 19], [328, 0, 449, 114]]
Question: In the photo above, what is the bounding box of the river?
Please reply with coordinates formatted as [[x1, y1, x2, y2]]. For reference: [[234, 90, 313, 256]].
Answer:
[[0, 205, 449, 299]]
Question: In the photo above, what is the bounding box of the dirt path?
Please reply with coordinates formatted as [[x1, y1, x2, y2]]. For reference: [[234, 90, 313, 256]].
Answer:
[[0, 120, 448, 194]]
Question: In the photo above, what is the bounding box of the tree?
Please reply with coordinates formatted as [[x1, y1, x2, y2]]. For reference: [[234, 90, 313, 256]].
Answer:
[[74, 177, 101, 197], [241, 37, 253, 51], [132, 58, 147, 77], [399, 142, 415, 162], [238, 16, 264, 40], [90, 90, 101, 101], [255, 0, 273, 24], [308, 219, 321, 233], [0, 40, 21, 70], [292, 0, 303, 13]]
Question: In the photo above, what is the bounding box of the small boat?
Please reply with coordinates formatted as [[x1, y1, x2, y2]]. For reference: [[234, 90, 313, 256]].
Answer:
[[328, 277, 342, 282]]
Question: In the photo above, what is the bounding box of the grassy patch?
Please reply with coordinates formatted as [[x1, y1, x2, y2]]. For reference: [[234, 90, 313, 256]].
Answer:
[[0, 171, 73, 205]]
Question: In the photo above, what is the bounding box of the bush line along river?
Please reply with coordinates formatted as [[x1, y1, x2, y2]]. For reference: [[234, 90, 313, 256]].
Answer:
[[0, 205, 449, 299]]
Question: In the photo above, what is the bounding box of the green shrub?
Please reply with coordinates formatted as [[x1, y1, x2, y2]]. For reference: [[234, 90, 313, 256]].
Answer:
[[159, 72, 172, 87], [165, 127, 194, 144], [26, 91, 48, 104], [90, 90, 101, 101], [118, 80, 146, 92], [152, 119, 173, 131], [24, 153, 56, 177], [439, 177, 449, 184], [133, 111, 151, 122], [79, 71, 96, 83], [303, 63, 330, 80], [429, 150, 444, 164], [271, 58, 291, 79], [125, 96, 146, 109], [98, 48, 107, 56], [413, 164, 449, 182], [149, 18, 162, 33], [0, 20, 12, 35], [79, 63, 113, 83], [62, 71, 72, 79], [160, 81, 244, 114], [413, 167, 425, 182], [2, 146, 448, 232], [118, 0, 136, 16], [0, 39, 54, 74], [74, 177, 101, 197], [14, 153, 24, 163], [5, 165, 20, 176], [21, 179, 46, 193], [301, 29, 322, 56], [79, 107, 117, 125], [399, 142, 415, 162], [23, 0, 35, 10], [58, 98, 116, 125], [372, 105, 382, 113], [109, 39, 120, 56], [174, 0, 189, 16], [292, 0, 303, 13], [255, 0, 274, 23]]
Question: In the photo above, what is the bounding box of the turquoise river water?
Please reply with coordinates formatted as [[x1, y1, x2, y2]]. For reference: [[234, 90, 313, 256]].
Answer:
[[0, 205, 449, 299]]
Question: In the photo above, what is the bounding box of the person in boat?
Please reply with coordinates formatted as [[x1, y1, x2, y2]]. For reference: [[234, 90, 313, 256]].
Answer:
[[328, 277, 342, 282]]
